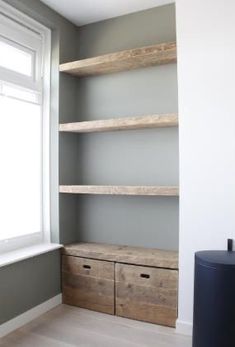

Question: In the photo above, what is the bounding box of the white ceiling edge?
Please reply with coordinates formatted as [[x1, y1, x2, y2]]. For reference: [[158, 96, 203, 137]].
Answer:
[[40, 0, 175, 26]]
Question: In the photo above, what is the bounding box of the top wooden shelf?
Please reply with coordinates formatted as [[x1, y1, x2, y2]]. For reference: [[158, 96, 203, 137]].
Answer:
[[62, 242, 178, 269], [59, 42, 177, 77]]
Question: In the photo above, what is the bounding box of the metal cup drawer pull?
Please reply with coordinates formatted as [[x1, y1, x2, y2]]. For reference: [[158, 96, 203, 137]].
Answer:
[[83, 264, 91, 269], [140, 273, 150, 279]]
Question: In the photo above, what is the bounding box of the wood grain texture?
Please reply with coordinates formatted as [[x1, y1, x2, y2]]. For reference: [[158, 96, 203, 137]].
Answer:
[[115, 263, 178, 327], [62, 243, 178, 270], [62, 256, 115, 314], [59, 42, 177, 77], [59, 114, 178, 133], [0, 305, 192, 347], [59, 185, 179, 196]]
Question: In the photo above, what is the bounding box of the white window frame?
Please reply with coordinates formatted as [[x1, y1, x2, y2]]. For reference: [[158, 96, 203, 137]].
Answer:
[[0, 0, 51, 254]]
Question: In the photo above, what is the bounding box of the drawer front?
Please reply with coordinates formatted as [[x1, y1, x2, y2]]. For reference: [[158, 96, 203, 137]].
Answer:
[[115, 263, 178, 327], [62, 256, 115, 314]]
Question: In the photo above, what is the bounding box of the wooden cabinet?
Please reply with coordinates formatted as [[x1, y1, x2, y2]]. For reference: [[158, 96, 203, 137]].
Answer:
[[62, 255, 115, 314], [62, 243, 178, 327], [115, 263, 178, 327]]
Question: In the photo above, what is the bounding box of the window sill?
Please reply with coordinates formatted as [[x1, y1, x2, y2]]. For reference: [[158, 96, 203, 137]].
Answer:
[[0, 243, 63, 268]]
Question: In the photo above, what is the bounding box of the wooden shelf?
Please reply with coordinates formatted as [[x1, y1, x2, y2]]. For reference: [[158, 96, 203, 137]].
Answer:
[[59, 185, 179, 196], [59, 42, 176, 77], [59, 113, 178, 134], [62, 242, 178, 269]]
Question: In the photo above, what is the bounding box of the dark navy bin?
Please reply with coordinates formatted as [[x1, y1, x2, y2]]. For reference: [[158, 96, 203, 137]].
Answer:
[[193, 250, 235, 347]]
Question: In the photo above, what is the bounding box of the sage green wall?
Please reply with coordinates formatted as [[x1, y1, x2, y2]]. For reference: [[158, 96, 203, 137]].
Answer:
[[0, 0, 78, 325], [77, 4, 176, 58], [72, 4, 179, 250], [0, 251, 60, 325]]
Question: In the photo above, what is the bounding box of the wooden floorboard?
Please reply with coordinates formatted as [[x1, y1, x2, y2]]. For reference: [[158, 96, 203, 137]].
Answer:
[[0, 305, 192, 347]]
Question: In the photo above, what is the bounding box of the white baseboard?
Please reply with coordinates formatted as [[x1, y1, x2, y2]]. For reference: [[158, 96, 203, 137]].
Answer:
[[0, 294, 62, 338], [176, 319, 193, 336]]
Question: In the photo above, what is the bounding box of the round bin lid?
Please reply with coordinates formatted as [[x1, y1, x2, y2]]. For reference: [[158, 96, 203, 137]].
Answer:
[[195, 251, 235, 269]]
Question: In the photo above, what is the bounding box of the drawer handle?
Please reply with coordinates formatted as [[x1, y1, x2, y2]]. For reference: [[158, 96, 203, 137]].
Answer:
[[140, 273, 150, 279], [83, 265, 91, 269]]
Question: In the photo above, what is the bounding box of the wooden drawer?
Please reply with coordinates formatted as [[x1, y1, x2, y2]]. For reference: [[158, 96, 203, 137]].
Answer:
[[115, 263, 178, 327], [62, 255, 115, 314]]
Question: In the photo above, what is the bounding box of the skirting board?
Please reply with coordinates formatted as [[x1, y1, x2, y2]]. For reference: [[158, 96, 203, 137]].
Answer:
[[176, 319, 193, 336], [0, 294, 62, 338]]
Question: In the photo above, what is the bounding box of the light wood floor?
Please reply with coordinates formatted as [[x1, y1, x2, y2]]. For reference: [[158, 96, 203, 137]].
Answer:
[[0, 305, 192, 347]]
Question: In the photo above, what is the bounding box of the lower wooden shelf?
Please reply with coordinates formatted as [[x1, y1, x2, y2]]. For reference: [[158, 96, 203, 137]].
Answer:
[[59, 114, 178, 133], [63, 242, 178, 269], [62, 242, 178, 327], [59, 185, 179, 196]]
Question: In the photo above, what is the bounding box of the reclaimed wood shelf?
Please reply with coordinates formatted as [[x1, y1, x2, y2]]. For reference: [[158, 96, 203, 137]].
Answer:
[[62, 242, 179, 269], [59, 185, 179, 196], [59, 42, 176, 77], [59, 113, 178, 134]]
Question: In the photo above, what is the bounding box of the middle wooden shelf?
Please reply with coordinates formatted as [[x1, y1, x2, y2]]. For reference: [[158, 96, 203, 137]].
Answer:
[[59, 185, 179, 196], [59, 113, 178, 134]]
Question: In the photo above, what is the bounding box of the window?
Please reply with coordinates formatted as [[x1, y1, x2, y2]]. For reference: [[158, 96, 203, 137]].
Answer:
[[0, 1, 51, 253], [0, 39, 33, 76]]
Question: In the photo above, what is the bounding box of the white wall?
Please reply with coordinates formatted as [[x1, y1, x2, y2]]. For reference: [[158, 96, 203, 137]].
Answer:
[[176, 0, 235, 334]]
